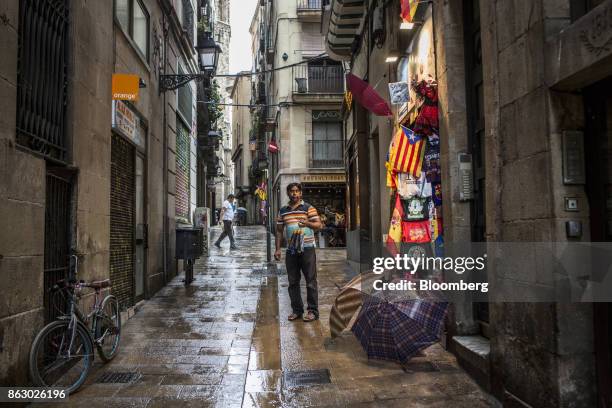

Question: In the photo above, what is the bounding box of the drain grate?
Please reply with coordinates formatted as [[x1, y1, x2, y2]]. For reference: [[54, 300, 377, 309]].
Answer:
[[283, 369, 331, 387], [401, 361, 439, 372], [252, 264, 285, 276], [95, 371, 142, 384]]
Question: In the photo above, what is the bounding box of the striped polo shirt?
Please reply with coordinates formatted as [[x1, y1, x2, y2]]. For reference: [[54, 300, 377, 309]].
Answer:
[[277, 201, 320, 248]]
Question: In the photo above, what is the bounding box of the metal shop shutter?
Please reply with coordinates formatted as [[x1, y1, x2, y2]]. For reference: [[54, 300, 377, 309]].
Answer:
[[110, 134, 135, 309], [176, 119, 190, 222]]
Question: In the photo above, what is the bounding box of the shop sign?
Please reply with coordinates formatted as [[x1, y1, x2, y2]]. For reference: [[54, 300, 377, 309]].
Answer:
[[111, 73, 139, 101], [112, 100, 145, 150], [312, 110, 341, 122], [302, 174, 346, 183]]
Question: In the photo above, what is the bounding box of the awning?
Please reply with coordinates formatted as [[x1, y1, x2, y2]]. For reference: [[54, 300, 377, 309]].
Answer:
[[323, 0, 366, 61]]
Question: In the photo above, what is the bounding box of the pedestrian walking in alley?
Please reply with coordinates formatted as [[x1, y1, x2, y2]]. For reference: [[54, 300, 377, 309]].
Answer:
[[215, 193, 238, 249], [274, 183, 322, 322]]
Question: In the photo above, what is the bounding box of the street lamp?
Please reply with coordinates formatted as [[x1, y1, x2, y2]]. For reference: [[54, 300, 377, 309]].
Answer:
[[159, 31, 222, 92], [198, 31, 222, 73]]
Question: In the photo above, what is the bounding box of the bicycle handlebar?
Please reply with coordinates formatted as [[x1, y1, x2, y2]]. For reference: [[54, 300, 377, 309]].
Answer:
[[51, 278, 111, 292]]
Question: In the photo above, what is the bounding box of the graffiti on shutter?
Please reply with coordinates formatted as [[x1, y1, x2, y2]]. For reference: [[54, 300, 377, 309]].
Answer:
[[176, 120, 190, 222]]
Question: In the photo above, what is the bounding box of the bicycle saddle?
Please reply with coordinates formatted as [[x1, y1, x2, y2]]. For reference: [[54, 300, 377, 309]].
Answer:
[[87, 279, 111, 289]]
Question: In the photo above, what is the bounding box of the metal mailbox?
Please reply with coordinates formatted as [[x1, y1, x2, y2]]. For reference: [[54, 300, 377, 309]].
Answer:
[[176, 227, 203, 260]]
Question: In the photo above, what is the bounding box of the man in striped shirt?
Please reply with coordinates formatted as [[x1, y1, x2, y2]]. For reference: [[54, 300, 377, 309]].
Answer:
[[274, 183, 322, 322]]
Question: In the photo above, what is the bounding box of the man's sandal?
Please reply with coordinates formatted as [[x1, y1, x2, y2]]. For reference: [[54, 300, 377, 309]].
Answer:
[[288, 313, 302, 321], [303, 311, 318, 322]]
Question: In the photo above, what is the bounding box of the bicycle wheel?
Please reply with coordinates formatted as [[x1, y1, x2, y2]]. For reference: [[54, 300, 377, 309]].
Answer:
[[29, 320, 93, 394], [95, 295, 121, 362]]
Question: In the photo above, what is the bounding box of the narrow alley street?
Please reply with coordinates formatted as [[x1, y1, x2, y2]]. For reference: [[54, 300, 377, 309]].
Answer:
[[46, 226, 493, 407]]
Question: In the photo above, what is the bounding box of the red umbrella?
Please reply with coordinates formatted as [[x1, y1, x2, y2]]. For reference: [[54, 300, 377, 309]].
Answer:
[[346, 73, 393, 117]]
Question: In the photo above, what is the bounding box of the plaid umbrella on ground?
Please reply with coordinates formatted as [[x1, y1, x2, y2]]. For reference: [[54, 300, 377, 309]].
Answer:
[[329, 272, 377, 339], [351, 296, 448, 364], [329, 272, 421, 338]]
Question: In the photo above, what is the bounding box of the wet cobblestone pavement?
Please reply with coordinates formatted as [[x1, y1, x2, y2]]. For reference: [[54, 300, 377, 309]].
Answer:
[[41, 226, 495, 407]]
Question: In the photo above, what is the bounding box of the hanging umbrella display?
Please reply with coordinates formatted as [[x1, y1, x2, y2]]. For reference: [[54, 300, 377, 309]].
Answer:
[[351, 296, 448, 364], [346, 73, 393, 117]]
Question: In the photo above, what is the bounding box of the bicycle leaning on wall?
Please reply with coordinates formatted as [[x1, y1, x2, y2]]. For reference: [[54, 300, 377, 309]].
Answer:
[[28, 254, 121, 394]]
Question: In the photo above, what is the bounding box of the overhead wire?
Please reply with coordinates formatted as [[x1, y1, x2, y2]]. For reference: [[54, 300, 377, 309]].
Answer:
[[214, 52, 329, 77], [197, 101, 292, 108]]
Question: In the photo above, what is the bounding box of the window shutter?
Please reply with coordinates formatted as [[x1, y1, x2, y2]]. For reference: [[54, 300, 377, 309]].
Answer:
[[301, 23, 324, 56]]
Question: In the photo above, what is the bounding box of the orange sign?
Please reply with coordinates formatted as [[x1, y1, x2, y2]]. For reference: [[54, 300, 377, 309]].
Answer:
[[112, 74, 139, 101]]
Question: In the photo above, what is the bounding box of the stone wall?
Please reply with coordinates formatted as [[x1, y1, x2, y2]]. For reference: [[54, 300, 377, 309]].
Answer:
[[0, 2, 45, 388], [0, 0, 114, 386], [214, 0, 232, 207], [434, 0, 478, 336], [70, 0, 113, 284], [0, 0, 197, 386], [479, 0, 599, 406]]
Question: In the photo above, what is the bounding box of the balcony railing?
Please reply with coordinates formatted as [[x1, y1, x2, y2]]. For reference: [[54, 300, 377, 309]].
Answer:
[[265, 97, 277, 123], [266, 31, 275, 62], [308, 140, 343, 168], [293, 65, 344, 94], [297, 0, 322, 10]]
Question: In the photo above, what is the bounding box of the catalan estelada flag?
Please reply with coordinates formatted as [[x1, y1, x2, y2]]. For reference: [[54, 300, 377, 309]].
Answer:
[[391, 125, 426, 178], [400, 0, 418, 23]]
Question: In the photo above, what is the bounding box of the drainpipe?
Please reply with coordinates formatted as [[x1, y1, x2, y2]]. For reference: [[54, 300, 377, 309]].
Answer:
[[162, 10, 169, 284]]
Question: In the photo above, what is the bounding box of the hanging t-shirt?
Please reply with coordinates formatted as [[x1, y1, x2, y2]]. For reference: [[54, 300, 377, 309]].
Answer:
[[401, 220, 431, 243], [424, 133, 441, 183], [432, 182, 442, 206], [397, 173, 432, 199], [402, 197, 429, 221]]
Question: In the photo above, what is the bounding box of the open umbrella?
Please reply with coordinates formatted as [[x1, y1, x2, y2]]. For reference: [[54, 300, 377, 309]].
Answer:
[[329, 272, 380, 339], [236, 207, 248, 213], [329, 272, 420, 338], [346, 73, 393, 117], [351, 296, 448, 364]]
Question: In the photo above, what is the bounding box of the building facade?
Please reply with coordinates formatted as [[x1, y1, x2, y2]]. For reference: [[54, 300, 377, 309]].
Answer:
[[231, 73, 256, 224], [250, 0, 347, 246], [0, 0, 201, 386], [212, 0, 233, 210], [324, 0, 612, 406]]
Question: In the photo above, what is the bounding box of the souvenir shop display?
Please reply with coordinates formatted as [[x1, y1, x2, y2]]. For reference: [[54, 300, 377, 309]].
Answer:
[[384, 79, 443, 259], [397, 172, 432, 199], [423, 133, 441, 183], [389, 125, 426, 178], [401, 219, 431, 243], [432, 183, 442, 206], [402, 196, 429, 221], [388, 81, 410, 105], [411, 78, 439, 135], [386, 193, 404, 256]]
